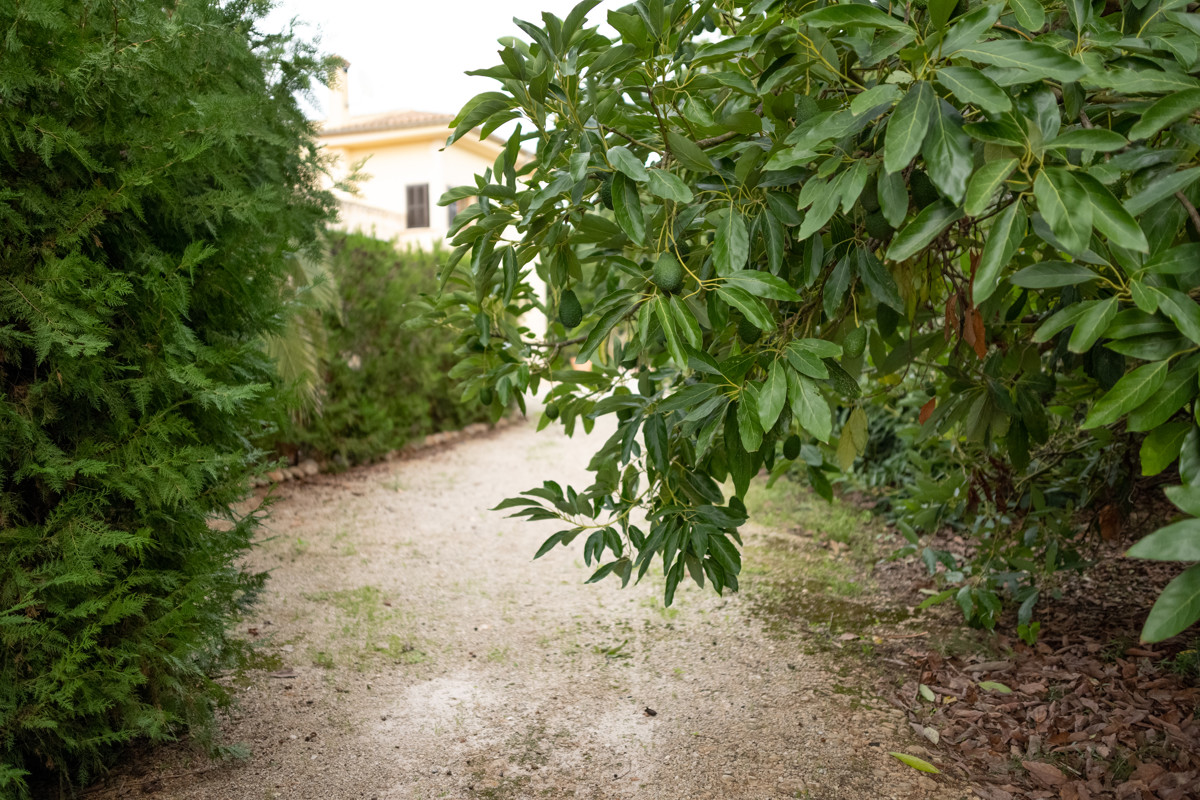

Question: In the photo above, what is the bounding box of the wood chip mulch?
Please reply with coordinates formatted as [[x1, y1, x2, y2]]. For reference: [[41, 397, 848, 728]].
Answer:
[[863, 508, 1200, 800]]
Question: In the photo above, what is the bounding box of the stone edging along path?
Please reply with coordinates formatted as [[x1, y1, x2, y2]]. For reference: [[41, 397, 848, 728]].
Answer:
[[248, 413, 523, 488]]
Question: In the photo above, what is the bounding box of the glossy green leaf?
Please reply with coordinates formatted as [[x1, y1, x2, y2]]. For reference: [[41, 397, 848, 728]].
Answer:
[[801, 4, 913, 33], [1034, 168, 1092, 254], [785, 343, 830, 380], [666, 130, 712, 172], [1165, 485, 1200, 517], [851, 83, 901, 115], [759, 360, 788, 431], [889, 752, 941, 774], [878, 169, 909, 228], [1129, 519, 1200, 561], [936, 66, 1012, 114], [886, 199, 963, 261], [607, 145, 648, 181], [974, 201, 1026, 304], [884, 81, 935, 175], [724, 270, 801, 301], [958, 40, 1086, 83], [1044, 129, 1127, 152], [1129, 89, 1200, 140], [965, 157, 1018, 217], [922, 100, 973, 204], [1068, 296, 1118, 353], [1127, 357, 1200, 432], [1008, 0, 1045, 30], [577, 300, 637, 363], [1125, 167, 1200, 216], [714, 209, 750, 275], [1082, 360, 1170, 430], [1140, 563, 1200, 643], [1156, 288, 1200, 345], [737, 390, 763, 453], [646, 169, 693, 203], [716, 285, 774, 331], [1074, 172, 1148, 253], [1141, 422, 1193, 477], [978, 681, 1012, 693], [655, 296, 687, 367], [611, 172, 645, 245], [789, 374, 832, 443], [1010, 261, 1100, 288]]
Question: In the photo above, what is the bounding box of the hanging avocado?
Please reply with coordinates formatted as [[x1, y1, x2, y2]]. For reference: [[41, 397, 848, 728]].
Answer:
[[844, 325, 867, 359], [599, 176, 614, 210], [910, 170, 939, 209], [545, 402, 560, 420], [559, 289, 583, 329], [651, 252, 684, 294], [738, 315, 762, 344], [864, 211, 894, 241], [783, 434, 801, 460]]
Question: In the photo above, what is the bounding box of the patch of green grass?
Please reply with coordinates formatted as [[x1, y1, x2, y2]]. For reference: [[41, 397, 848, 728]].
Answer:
[[303, 585, 426, 668], [313, 650, 335, 669], [1166, 639, 1200, 686], [738, 478, 910, 638]]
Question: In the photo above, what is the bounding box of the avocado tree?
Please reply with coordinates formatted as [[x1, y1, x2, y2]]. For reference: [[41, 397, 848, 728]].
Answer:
[[435, 0, 1200, 643]]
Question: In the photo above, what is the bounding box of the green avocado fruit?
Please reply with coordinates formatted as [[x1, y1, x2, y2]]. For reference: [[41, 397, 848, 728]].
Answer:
[[738, 316, 762, 344], [545, 402, 560, 421], [864, 211, 894, 241], [861, 177, 881, 213], [599, 176, 614, 210], [795, 95, 820, 124], [910, 170, 939, 209], [651, 252, 685, 294], [844, 325, 867, 359], [559, 289, 583, 329], [479, 387, 494, 406], [783, 434, 801, 460]]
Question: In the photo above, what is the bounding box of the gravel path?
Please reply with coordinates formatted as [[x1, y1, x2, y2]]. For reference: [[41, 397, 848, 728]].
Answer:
[[103, 420, 966, 800]]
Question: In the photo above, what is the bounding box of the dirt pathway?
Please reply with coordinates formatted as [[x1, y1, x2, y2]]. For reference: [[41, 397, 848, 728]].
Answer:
[[107, 421, 965, 800]]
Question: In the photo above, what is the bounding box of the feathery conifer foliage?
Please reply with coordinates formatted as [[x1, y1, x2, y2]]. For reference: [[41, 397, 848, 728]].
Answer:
[[0, 0, 335, 794]]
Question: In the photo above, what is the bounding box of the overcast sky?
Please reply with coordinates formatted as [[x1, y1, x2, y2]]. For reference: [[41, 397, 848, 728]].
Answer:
[[260, 0, 628, 121]]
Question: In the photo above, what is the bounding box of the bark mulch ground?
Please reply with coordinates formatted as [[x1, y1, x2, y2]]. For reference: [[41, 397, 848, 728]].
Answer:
[[864, 516, 1199, 800]]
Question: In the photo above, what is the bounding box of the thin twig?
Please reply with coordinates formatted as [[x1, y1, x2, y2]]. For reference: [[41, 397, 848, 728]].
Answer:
[[602, 124, 659, 153], [1177, 191, 1200, 237]]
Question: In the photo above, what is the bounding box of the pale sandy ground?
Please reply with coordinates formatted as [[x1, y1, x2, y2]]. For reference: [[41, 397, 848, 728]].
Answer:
[[96, 420, 970, 800]]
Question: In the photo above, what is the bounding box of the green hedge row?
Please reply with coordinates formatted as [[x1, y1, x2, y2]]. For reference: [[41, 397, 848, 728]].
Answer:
[[0, 1, 333, 796], [265, 232, 491, 467]]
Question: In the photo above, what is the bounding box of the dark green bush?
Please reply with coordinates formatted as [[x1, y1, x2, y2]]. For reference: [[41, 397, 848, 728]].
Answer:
[[0, 1, 334, 795], [268, 233, 490, 466]]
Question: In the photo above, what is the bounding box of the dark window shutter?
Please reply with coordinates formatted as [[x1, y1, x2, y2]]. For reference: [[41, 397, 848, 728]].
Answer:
[[406, 184, 429, 228]]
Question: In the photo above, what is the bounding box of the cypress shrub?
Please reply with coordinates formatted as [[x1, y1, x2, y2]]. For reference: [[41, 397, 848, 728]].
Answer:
[[269, 233, 490, 466], [0, 1, 335, 795]]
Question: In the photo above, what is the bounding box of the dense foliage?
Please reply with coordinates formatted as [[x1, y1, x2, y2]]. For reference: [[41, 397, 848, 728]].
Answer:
[[435, 0, 1200, 642], [0, 0, 334, 794], [267, 233, 491, 465]]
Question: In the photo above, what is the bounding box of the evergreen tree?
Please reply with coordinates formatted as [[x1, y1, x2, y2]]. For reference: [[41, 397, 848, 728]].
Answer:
[[0, 1, 335, 794]]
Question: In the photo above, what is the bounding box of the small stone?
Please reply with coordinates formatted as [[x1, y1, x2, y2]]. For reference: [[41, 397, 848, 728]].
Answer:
[[720, 774, 734, 783], [266, 470, 284, 483], [917, 776, 937, 791], [299, 459, 320, 476]]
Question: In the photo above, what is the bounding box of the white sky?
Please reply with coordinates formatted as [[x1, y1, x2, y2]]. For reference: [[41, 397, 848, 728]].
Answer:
[[260, 0, 629, 120]]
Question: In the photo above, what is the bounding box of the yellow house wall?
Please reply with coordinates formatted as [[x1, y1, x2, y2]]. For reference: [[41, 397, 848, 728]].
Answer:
[[323, 133, 499, 249]]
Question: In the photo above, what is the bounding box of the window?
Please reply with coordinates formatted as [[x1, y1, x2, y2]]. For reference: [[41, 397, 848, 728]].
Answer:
[[406, 183, 429, 228], [447, 194, 473, 227]]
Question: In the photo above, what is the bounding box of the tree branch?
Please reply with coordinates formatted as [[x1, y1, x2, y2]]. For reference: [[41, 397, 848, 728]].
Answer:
[[1178, 191, 1200, 237]]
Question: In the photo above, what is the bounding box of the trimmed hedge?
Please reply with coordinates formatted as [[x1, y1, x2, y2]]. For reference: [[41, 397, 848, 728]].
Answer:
[[268, 232, 490, 466]]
